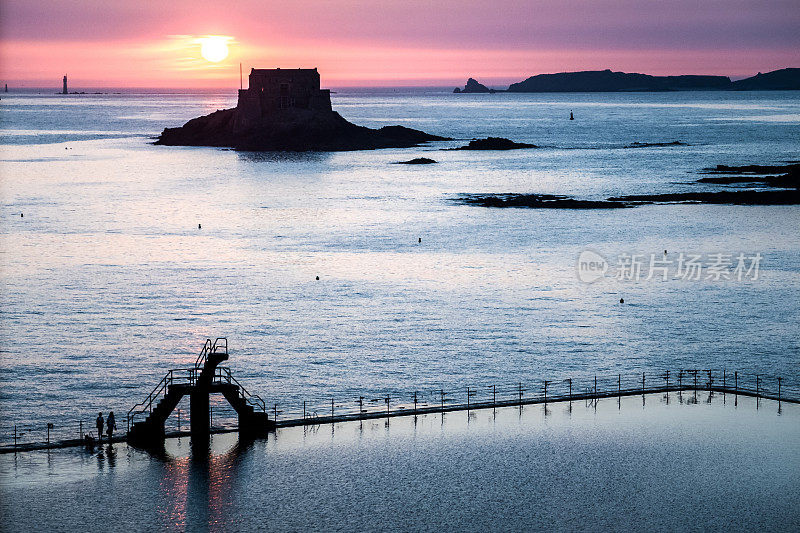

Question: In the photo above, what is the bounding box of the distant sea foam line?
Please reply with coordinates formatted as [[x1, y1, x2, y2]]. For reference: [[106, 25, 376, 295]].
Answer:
[[707, 114, 800, 123]]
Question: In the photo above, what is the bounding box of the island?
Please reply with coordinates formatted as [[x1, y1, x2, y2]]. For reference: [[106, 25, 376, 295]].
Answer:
[[507, 70, 731, 92], [155, 68, 449, 151], [452, 68, 799, 93], [453, 78, 495, 93], [730, 68, 800, 91]]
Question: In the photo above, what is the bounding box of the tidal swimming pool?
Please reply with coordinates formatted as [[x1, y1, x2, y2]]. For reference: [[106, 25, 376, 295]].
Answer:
[[1, 392, 798, 532]]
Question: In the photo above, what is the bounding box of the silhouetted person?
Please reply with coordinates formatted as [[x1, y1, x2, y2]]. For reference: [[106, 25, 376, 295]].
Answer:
[[620, 298, 624, 304], [316, 276, 319, 280], [96, 412, 104, 442], [106, 412, 116, 441], [198, 223, 202, 229], [570, 110, 574, 120], [418, 237, 422, 243]]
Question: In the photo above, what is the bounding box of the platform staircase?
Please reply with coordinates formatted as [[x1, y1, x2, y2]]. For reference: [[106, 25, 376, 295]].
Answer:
[[127, 338, 273, 445]]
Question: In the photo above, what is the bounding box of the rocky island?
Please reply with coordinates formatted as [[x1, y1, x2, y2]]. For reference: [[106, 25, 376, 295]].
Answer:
[[507, 70, 731, 92], [450, 137, 536, 150], [453, 78, 495, 93], [156, 68, 448, 151], [452, 68, 799, 93]]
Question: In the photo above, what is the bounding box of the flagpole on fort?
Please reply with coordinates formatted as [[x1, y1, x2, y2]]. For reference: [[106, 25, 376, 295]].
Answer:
[[240, 63, 243, 90]]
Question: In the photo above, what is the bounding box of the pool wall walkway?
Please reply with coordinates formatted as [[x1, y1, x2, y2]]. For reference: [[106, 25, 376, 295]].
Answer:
[[2, 369, 796, 453]]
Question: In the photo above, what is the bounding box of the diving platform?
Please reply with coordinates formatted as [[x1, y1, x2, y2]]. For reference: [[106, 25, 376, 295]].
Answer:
[[127, 338, 274, 446]]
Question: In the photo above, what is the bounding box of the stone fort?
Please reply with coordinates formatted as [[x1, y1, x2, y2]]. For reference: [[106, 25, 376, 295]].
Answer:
[[235, 68, 332, 131]]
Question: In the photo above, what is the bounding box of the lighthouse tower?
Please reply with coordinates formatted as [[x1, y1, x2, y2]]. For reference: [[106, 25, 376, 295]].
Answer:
[[62, 75, 68, 95]]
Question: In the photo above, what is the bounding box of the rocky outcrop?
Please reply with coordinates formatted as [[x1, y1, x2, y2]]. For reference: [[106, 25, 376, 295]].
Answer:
[[451, 137, 536, 150], [396, 157, 437, 164], [455, 193, 629, 209], [155, 107, 448, 151], [623, 141, 686, 148], [454, 78, 494, 93], [455, 163, 800, 209]]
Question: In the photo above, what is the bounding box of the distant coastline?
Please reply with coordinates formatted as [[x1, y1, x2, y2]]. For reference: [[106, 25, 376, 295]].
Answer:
[[454, 67, 800, 93]]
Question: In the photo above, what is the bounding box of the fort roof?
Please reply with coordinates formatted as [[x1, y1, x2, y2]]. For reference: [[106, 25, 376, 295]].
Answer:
[[250, 68, 318, 75]]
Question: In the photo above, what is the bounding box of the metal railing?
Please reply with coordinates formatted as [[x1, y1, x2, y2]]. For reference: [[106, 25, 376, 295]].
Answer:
[[265, 369, 798, 426], [216, 367, 266, 413], [126, 368, 195, 430], [195, 337, 227, 371], [126, 338, 233, 430], [194, 338, 213, 370], [124, 365, 266, 430], [3, 369, 797, 452]]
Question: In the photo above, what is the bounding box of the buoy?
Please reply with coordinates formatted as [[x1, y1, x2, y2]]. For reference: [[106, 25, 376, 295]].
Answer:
[[570, 110, 574, 120], [418, 237, 421, 244], [20, 213, 23, 217], [619, 298, 624, 304], [198, 224, 201, 229], [315, 276, 319, 281]]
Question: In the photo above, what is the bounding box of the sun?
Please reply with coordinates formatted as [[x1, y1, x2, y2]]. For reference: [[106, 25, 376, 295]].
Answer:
[[200, 36, 230, 63]]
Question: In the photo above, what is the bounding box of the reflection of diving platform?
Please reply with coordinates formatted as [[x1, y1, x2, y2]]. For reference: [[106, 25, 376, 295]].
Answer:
[[127, 338, 274, 446]]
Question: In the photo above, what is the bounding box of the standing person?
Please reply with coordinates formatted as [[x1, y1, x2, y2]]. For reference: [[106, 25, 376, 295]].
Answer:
[[106, 411, 116, 442], [96, 412, 104, 443]]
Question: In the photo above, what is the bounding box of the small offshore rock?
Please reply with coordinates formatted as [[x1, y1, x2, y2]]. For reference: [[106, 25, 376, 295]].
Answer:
[[396, 157, 437, 165], [451, 137, 537, 150]]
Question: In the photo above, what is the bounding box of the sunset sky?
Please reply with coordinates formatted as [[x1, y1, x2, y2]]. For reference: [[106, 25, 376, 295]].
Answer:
[[2, 0, 799, 88]]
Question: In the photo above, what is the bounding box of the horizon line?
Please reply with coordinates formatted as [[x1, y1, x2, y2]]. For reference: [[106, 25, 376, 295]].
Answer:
[[7, 68, 796, 90]]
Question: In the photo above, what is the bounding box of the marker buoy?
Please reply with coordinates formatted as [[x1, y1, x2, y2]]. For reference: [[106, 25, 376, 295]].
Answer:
[[619, 298, 624, 304], [315, 276, 319, 281], [198, 224, 201, 229]]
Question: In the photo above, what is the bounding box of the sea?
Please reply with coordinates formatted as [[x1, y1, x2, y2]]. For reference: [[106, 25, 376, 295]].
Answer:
[[1, 88, 799, 442]]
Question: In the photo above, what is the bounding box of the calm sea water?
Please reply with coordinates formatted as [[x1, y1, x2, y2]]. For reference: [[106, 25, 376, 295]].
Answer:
[[1, 88, 799, 439], [2, 395, 798, 531]]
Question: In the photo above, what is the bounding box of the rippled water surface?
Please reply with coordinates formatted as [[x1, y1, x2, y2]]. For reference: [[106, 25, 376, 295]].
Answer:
[[1, 88, 799, 440]]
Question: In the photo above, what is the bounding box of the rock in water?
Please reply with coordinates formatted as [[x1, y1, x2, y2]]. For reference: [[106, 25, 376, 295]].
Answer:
[[396, 157, 437, 164], [452, 137, 537, 150], [155, 67, 448, 151], [454, 78, 494, 93]]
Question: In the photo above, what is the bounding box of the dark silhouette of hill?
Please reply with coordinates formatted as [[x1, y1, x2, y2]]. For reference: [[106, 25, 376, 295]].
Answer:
[[506, 69, 731, 92], [452, 68, 799, 93], [731, 68, 800, 90]]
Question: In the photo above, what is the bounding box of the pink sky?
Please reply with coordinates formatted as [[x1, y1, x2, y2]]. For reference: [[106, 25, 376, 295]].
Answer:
[[1, 0, 798, 88]]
